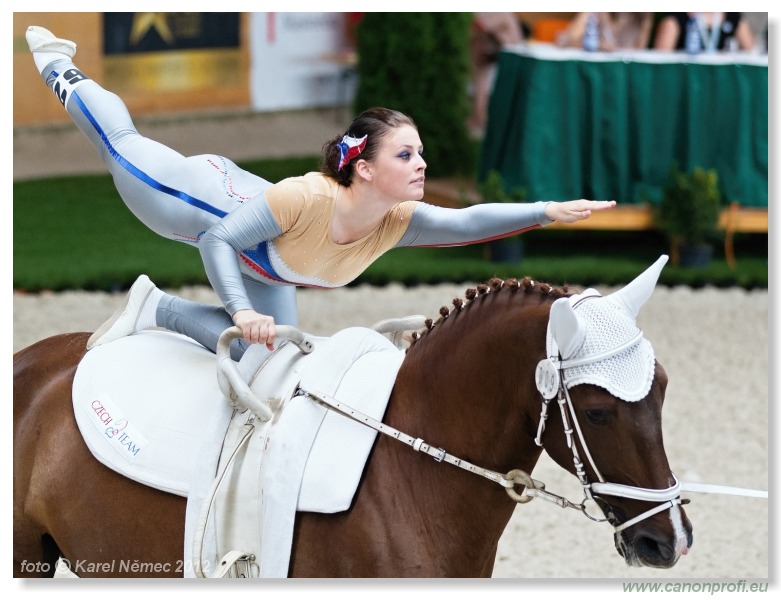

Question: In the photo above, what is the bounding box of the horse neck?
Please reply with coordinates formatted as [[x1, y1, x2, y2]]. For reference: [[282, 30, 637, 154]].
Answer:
[[389, 280, 567, 478]]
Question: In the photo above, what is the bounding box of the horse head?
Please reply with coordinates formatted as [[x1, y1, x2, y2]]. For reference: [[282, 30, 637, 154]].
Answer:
[[538, 255, 693, 568]]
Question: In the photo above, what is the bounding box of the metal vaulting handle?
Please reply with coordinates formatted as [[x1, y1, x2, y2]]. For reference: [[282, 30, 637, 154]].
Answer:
[[215, 325, 315, 421]]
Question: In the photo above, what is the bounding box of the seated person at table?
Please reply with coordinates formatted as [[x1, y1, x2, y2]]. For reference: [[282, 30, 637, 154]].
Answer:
[[469, 12, 525, 130], [556, 12, 653, 51], [653, 13, 755, 52]]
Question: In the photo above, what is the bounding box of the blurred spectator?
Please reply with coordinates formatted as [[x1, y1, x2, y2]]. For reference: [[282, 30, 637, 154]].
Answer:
[[653, 13, 755, 52], [469, 12, 524, 131], [556, 12, 653, 50], [740, 12, 768, 53], [344, 12, 363, 50]]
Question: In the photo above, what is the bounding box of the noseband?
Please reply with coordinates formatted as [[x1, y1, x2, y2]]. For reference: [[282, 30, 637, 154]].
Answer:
[[533, 330, 682, 533]]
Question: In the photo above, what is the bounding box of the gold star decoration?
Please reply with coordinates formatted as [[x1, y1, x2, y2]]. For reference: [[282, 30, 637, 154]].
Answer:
[[129, 13, 174, 46]]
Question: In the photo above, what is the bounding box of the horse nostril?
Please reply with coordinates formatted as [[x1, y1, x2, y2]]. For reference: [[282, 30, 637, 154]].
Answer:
[[636, 531, 676, 564]]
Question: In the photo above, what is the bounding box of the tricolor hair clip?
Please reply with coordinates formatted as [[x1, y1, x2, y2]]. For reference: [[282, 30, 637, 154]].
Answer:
[[337, 134, 368, 171]]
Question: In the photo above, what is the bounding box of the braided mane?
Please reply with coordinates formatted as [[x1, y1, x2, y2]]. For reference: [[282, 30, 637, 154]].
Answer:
[[408, 276, 573, 347]]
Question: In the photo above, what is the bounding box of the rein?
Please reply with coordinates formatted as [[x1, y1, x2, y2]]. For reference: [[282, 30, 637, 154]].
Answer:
[[293, 385, 674, 530], [293, 328, 766, 533], [293, 329, 681, 533], [216, 323, 766, 537], [294, 388, 523, 491]]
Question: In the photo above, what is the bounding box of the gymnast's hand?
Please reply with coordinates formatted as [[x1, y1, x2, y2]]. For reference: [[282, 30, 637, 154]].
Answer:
[[545, 199, 616, 223], [232, 309, 277, 350]]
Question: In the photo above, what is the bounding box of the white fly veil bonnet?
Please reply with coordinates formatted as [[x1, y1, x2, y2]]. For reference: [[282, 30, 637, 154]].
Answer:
[[542, 255, 668, 402]]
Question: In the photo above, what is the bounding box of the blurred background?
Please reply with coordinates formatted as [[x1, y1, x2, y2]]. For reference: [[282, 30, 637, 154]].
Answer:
[[12, 12, 769, 126], [14, 12, 360, 124], [12, 12, 769, 291]]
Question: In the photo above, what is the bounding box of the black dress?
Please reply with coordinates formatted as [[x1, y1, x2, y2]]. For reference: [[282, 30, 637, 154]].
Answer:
[[666, 12, 742, 51]]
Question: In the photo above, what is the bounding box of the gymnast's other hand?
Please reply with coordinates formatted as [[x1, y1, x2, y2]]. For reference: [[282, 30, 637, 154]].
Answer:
[[233, 309, 277, 350], [546, 199, 616, 223]]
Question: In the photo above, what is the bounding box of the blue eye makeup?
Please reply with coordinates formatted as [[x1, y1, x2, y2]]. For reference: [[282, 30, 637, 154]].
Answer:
[[397, 149, 423, 160]]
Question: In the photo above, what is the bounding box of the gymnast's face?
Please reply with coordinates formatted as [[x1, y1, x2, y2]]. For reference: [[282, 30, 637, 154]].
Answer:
[[362, 124, 426, 202]]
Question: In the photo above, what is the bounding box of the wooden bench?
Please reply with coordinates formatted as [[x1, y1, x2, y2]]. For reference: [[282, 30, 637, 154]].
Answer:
[[424, 178, 768, 268], [549, 202, 767, 268]]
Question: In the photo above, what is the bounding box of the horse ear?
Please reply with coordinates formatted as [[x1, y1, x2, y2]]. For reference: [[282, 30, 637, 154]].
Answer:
[[607, 255, 669, 319], [550, 297, 586, 360]]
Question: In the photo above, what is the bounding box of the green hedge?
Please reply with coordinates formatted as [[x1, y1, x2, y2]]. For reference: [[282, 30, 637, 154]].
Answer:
[[353, 13, 475, 178]]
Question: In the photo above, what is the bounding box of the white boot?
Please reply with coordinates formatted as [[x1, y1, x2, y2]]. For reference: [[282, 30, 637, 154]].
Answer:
[[25, 25, 77, 57], [87, 275, 158, 349]]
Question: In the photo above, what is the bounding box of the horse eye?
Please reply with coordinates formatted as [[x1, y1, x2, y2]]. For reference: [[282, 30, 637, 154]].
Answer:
[[585, 409, 611, 426]]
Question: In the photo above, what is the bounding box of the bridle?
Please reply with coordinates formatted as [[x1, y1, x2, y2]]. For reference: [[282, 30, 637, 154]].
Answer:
[[533, 329, 683, 533], [289, 326, 682, 534]]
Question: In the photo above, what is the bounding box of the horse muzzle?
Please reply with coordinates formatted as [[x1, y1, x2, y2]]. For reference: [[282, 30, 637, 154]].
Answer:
[[608, 497, 693, 568], [589, 476, 693, 568]]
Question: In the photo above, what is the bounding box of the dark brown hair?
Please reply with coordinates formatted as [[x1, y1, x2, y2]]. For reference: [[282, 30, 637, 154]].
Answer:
[[321, 107, 417, 186]]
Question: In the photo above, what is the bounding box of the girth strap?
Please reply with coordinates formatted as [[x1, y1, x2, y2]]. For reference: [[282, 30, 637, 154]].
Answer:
[[193, 419, 255, 578]]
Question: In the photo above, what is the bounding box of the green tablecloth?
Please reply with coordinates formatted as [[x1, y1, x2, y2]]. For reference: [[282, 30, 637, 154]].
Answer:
[[480, 47, 768, 207]]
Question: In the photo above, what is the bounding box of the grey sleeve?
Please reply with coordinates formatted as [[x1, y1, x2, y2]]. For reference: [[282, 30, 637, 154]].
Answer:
[[199, 193, 283, 316], [395, 201, 553, 247]]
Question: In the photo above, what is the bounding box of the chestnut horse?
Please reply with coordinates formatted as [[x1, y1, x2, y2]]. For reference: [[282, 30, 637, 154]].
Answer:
[[13, 257, 692, 578]]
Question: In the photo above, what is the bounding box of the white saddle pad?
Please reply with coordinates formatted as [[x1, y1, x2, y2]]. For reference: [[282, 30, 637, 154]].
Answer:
[[73, 327, 404, 577], [73, 327, 403, 500], [72, 331, 224, 496]]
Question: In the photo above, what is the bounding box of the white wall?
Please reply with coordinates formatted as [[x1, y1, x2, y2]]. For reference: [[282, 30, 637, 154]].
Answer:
[[249, 12, 356, 112]]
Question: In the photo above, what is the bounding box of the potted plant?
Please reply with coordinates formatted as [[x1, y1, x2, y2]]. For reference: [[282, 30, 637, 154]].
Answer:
[[479, 170, 528, 263], [655, 165, 722, 267]]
